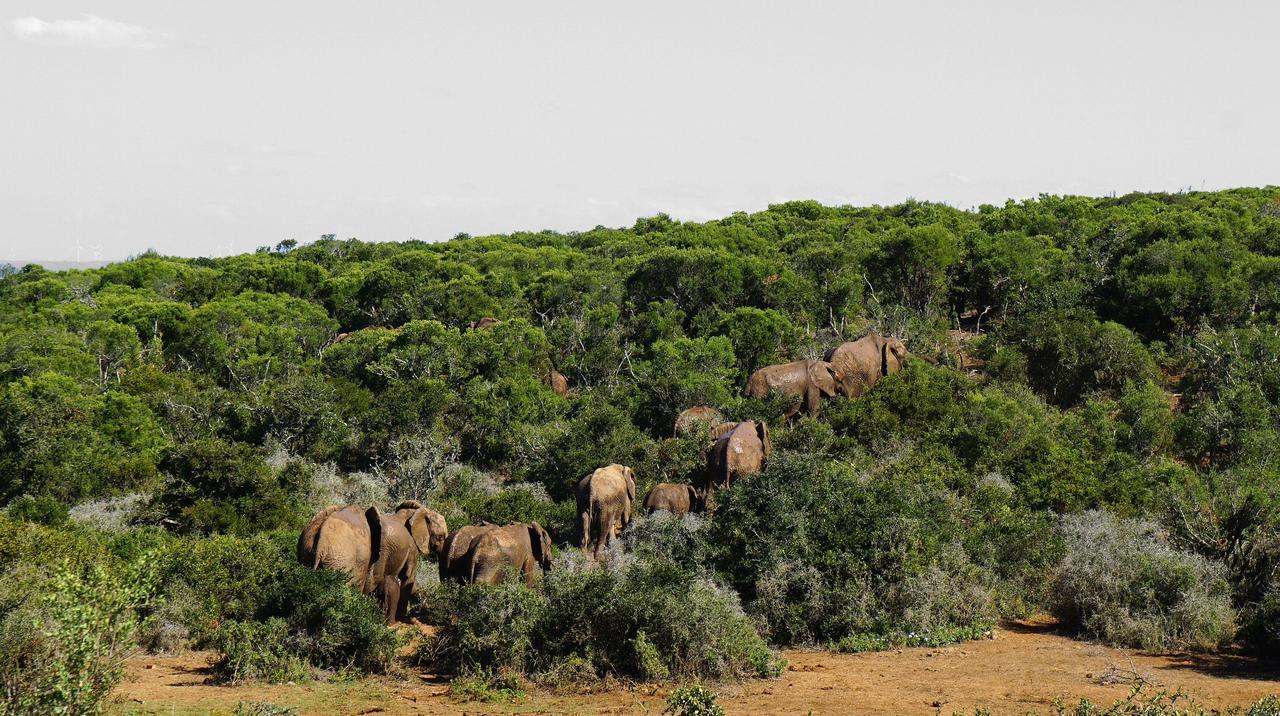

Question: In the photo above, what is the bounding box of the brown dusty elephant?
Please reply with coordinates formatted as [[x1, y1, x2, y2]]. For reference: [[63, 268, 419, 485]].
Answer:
[[823, 334, 912, 399], [543, 369, 570, 397], [674, 406, 723, 437], [438, 521, 498, 582], [372, 500, 448, 623], [576, 463, 636, 558], [467, 317, 501, 331], [708, 421, 740, 442], [744, 359, 845, 418], [466, 522, 554, 586], [643, 482, 700, 516], [296, 504, 382, 592], [703, 420, 771, 503]]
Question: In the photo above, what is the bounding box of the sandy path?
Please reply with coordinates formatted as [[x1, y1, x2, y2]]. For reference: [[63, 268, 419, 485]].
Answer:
[[112, 619, 1280, 715]]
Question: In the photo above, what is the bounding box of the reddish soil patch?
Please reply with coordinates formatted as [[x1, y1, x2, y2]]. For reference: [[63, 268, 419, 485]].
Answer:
[[112, 618, 1280, 715]]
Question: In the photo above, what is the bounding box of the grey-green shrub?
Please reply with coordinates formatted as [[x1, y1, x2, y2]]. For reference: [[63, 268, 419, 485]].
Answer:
[[420, 550, 782, 682], [1051, 510, 1235, 651]]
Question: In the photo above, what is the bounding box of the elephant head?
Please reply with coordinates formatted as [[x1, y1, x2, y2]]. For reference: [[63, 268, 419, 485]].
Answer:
[[395, 500, 449, 557], [881, 337, 908, 376], [755, 421, 772, 461], [808, 360, 844, 399], [527, 522, 553, 572]]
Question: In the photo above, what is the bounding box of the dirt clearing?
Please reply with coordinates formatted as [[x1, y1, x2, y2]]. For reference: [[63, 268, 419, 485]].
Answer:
[[112, 618, 1280, 715]]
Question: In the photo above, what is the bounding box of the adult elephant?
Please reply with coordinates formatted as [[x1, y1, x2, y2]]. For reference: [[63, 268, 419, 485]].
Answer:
[[439, 521, 497, 582], [576, 463, 636, 558], [467, 522, 554, 586], [674, 406, 723, 436], [744, 359, 845, 418], [703, 420, 771, 502], [372, 500, 448, 623], [824, 334, 913, 399], [643, 482, 700, 516], [296, 504, 382, 592]]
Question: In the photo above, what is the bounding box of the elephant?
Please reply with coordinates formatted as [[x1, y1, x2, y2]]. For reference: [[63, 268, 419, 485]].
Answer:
[[298, 501, 447, 623], [296, 504, 381, 592], [372, 500, 448, 623], [439, 521, 498, 582], [744, 359, 845, 418], [467, 317, 501, 331], [576, 463, 636, 558], [823, 334, 912, 399], [643, 482, 700, 516], [674, 406, 723, 436], [543, 369, 570, 397], [708, 421, 740, 442], [466, 522, 554, 586], [703, 420, 771, 503]]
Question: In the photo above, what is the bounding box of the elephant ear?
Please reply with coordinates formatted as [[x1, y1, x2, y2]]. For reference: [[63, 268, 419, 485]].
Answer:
[[624, 466, 636, 501], [686, 484, 699, 508], [527, 522, 552, 568], [755, 421, 772, 460], [406, 509, 433, 555], [364, 506, 382, 568]]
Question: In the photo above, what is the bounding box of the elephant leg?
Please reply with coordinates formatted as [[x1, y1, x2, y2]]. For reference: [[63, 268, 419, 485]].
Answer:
[[579, 510, 591, 551], [397, 579, 414, 622], [805, 386, 821, 416], [380, 575, 400, 624]]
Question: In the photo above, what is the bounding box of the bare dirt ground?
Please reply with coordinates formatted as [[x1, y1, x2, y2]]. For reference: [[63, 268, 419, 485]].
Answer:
[[112, 618, 1280, 715]]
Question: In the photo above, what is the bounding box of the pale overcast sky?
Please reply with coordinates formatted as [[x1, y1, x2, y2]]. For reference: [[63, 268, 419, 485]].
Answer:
[[2, 1, 1277, 262]]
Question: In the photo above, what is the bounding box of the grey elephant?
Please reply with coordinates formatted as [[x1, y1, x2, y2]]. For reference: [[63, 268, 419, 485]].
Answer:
[[643, 482, 700, 516], [577, 463, 636, 558], [372, 500, 448, 623], [744, 359, 845, 418], [438, 521, 497, 582], [296, 504, 382, 592], [674, 406, 723, 436], [703, 420, 771, 503], [466, 522, 554, 586], [824, 334, 923, 398]]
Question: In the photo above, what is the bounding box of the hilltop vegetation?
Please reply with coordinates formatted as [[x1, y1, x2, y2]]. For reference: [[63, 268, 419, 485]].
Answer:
[[3, 188, 1280, 707]]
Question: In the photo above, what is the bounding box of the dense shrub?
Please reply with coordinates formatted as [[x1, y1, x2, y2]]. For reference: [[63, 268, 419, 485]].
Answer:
[[1051, 511, 1235, 651], [420, 550, 782, 682], [0, 553, 161, 715], [707, 451, 1005, 646]]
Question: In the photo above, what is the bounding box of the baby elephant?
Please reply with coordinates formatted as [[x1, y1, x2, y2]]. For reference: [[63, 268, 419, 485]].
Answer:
[[643, 483, 700, 516]]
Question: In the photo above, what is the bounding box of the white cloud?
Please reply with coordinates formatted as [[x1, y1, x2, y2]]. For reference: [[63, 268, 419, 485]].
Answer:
[[9, 14, 174, 49]]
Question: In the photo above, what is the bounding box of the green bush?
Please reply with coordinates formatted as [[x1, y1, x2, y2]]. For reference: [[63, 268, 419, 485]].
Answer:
[[5, 494, 69, 526], [211, 619, 309, 684], [420, 550, 782, 682], [708, 452, 1001, 646], [664, 685, 725, 716], [0, 553, 161, 715], [1051, 511, 1235, 651]]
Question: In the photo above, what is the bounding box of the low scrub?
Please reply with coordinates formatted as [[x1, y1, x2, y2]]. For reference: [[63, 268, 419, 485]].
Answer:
[[419, 551, 783, 683], [1051, 511, 1235, 651]]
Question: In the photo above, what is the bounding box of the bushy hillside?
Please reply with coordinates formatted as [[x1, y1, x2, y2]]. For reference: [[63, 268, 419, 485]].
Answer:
[[3, 188, 1280, 705]]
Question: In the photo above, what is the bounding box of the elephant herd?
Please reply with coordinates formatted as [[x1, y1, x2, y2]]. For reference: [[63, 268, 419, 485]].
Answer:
[[297, 334, 920, 623]]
